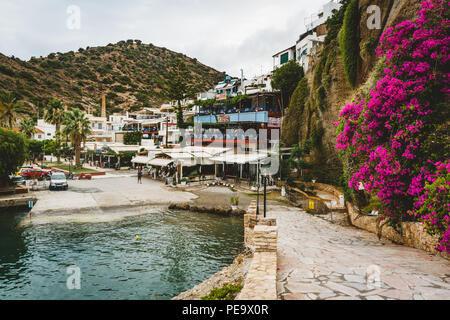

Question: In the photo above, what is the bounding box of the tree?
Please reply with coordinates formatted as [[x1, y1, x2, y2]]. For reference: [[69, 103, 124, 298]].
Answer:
[[271, 60, 304, 109], [165, 59, 193, 128], [62, 109, 92, 169], [339, 0, 360, 88], [0, 91, 29, 129], [19, 118, 36, 138], [27, 139, 44, 163], [124, 131, 142, 145], [45, 98, 66, 163], [0, 128, 27, 186], [281, 78, 309, 146]]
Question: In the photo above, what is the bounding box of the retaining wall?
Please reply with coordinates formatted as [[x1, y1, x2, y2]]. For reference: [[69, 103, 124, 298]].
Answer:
[[237, 200, 278, 300], [347, 202, 449, 260]]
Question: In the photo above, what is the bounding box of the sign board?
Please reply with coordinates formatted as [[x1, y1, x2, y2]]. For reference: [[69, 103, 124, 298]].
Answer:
[[217, 116, 230, 123], [217, 93, 227, 100], [309, 200, 315, 210], [268, 117, 281, 128], [339, 195, 345, 207]]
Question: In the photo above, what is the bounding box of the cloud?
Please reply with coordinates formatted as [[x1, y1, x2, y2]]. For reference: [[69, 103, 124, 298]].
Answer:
[[0, 0, 327, 76]]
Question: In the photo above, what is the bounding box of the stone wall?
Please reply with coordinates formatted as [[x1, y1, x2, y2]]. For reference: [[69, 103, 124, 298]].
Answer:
[[303, 182, 344, 202], [237, 200, 278, 300], [347, 202, 449, 260]]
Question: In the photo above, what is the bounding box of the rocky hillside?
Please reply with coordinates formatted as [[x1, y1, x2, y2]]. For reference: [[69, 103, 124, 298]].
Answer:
[[0, 40, 225, 116], [283, 0, 424, 186]]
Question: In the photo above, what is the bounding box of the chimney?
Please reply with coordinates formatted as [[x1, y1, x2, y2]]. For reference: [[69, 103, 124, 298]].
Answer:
[[101, 94, 106, 118]]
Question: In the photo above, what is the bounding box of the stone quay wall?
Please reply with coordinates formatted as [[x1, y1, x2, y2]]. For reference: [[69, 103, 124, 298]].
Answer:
[[237, 200, 278, 300], [347, 202, 449, 260]]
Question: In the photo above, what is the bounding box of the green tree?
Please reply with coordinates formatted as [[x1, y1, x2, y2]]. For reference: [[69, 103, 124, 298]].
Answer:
[[45, 98, 66, 163], [0, 91, 29, 129], [289, 140, 313, 180], [165, 59, 193, 128], [0, 128, 27, 186], [271, 60, 304, 109], [124, 131, 142, 145], [281, 78, 310, 146], [27, 139, 44, 163], [19, 118, 36, 138], [62, 109, 92, 169], [339, 0, 360, 88]]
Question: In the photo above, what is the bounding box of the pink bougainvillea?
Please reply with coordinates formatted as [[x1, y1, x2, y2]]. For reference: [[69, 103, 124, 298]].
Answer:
[[336, 0, 449, 252]]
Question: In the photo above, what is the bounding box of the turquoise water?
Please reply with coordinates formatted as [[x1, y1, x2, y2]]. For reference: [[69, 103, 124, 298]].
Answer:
[[0, 208, 243, 300]]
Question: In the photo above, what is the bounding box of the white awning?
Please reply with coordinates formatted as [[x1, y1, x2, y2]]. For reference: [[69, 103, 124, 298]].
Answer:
[[148, 158, 174, 167], [210, 153, 269, 164], [131, 156, 150, 164]]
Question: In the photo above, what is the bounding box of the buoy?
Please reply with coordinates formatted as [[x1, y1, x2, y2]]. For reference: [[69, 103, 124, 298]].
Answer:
[[136, 235, 139, 240]]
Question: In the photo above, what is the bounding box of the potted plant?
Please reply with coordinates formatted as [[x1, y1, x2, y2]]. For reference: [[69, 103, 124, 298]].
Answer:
[[180, 177, 189, 186], [230, 195, 239, 210]]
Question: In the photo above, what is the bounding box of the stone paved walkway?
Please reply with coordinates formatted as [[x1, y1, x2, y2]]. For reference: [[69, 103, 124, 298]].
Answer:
[[269, 205, 450, 300]]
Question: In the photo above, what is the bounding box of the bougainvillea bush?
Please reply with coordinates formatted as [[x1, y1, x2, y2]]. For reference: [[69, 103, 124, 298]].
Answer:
[[335, 0, 449, 252]]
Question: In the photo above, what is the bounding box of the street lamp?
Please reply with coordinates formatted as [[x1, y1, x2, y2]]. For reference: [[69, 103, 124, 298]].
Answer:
[[256, 159, 260, 215], [263, 174, 267, 218]]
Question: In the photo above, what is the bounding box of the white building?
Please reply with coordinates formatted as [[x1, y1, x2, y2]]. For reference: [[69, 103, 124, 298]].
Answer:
[[297, 1, 342, 72], [196, 89, 216, 101], [272, 1, 341, 73], [272, 45, 296, 70], [304, 0, 341, 32], [33, 119, 56, 141], [242, 73, 273, 95]]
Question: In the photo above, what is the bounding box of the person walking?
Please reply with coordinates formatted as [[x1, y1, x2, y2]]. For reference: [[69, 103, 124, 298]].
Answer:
[[137, 166, 143, 184]]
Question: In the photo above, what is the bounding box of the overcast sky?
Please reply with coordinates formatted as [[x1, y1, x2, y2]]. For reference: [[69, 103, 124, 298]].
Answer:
[[0, 0, 327, 77]]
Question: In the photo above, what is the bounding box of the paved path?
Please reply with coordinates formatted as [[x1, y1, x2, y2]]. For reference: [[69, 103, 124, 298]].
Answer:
[[26, 176, 197, 221], [268, 204, 450, 300]]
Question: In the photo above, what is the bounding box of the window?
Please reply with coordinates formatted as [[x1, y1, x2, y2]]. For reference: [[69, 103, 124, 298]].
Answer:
[[280, 52, 289, 65], [98, 123, 102, 129], [92, 123, 95, 128]]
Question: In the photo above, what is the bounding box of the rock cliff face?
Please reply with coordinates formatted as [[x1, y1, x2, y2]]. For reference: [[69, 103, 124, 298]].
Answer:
[[289, 0, 423, 185]]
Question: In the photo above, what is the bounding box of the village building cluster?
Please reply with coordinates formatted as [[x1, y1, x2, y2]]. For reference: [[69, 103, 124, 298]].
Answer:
[[31, 1, 341, 185]]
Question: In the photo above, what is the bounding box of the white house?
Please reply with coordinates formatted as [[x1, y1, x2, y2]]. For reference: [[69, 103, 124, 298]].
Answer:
[[33, 119, 56, 141], [242, 73, 273, 95], [196, 89, 216, 101], [304, 0, 341, 32], [272, 45, 296, 70], [295, 0, 342, 72]]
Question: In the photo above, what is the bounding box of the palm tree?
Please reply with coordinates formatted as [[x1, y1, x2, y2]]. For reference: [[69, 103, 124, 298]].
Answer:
[[45, 98, 65, 162], [0, 91, 29, 129], [19, 118, 36, 138], [62, 109, 91, 169]]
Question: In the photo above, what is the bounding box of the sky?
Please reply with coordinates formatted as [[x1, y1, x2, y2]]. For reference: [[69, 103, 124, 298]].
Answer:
[[0, 0, 328, 78]]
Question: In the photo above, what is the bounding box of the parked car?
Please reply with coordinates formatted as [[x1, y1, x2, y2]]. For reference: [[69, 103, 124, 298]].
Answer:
[[9, 175, 25, 186], [16, 166, 33, 176], [21, 168, 51, 180], [49, 172, 68, 191]]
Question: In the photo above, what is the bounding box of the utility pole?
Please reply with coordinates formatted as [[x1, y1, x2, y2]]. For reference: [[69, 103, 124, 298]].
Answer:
[[165, 117, 168, 147]]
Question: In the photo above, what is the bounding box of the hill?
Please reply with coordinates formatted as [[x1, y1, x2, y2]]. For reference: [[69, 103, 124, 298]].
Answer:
[[0, 40, 226, 117]]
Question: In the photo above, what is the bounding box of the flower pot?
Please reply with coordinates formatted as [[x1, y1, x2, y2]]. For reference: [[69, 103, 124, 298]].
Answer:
[[231, 205, 238, 210]]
